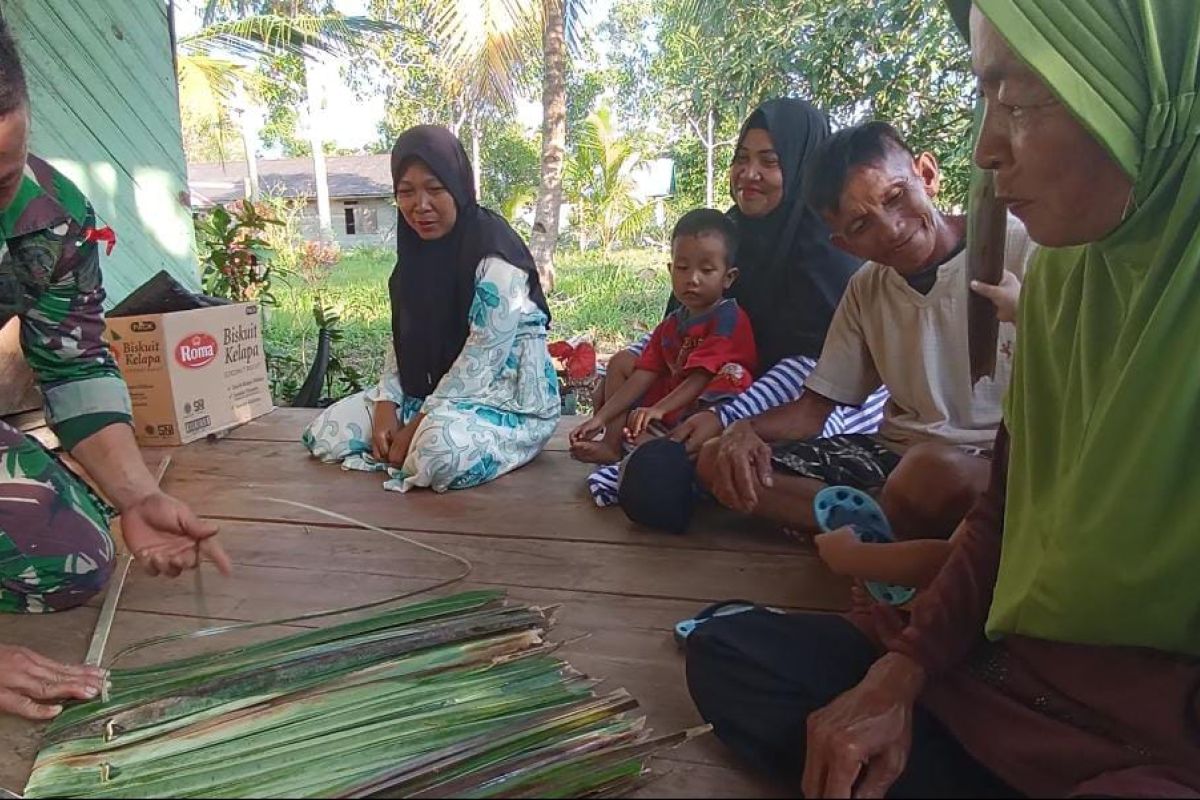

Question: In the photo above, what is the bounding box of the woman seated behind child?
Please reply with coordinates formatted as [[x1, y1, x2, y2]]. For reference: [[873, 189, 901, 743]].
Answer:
[[570, 209, 757, 463]]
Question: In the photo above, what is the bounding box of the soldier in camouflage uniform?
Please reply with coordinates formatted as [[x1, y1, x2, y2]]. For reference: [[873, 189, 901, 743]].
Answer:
[[0, 152, 128, 614], [0, 20, 230, 720]]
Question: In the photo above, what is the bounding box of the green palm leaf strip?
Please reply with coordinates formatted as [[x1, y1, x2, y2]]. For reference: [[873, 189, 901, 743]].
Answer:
[[24, 591, 703, 799], [337, 691, 643, 797], [45, 597, 531, 745], [114, 590, 504, 686]]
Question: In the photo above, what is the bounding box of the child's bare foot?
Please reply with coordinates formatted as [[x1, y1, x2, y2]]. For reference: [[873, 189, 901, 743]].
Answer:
[[849, 581, 876, 614], [570, 440, 623, 464]]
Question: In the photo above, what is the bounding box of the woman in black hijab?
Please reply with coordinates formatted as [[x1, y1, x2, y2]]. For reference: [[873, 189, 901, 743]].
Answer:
[[725, 98, 862, 368], [585, 99, 889, 505], [303, 125, 561, 493]]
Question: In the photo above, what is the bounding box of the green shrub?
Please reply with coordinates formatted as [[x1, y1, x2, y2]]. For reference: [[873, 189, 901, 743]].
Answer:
[[548, 248, 669, 350], [194, 200, 283, 304]]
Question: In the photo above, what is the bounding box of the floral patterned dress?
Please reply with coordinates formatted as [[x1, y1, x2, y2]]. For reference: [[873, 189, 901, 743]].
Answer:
[[302, 257, 560, 492]]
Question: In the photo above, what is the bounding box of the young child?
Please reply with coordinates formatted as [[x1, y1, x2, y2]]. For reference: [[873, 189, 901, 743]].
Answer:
[[570, 209, 757, 464]]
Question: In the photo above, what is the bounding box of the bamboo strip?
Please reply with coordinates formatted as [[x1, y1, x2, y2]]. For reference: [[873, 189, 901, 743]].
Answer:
[[108, 497, 475, 666], [85, 454, 173, 669]]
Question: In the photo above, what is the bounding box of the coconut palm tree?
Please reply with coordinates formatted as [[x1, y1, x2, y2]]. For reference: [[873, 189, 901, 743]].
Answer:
[[200, 0, 253, 26], [417, 0, 539, 195], [420, 0, 586, 291], [177, 12, 394, 230], [528, 0, 568, 290], [566, 106, 654, 254]]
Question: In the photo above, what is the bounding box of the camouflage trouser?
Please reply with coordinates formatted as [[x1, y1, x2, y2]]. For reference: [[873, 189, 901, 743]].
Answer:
[[0, 421, 115, 613]]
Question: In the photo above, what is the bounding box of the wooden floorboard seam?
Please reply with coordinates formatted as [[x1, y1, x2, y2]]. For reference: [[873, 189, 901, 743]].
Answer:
[[113, 573, 815, 614], [196, 511, 811, 558]]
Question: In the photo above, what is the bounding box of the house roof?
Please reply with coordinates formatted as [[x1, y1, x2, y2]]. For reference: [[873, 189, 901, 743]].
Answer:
[[187, 154, 392, 207]]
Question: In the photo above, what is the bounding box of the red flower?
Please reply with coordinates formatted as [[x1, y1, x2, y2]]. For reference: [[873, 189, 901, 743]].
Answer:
[[548, 340, 596, 382], [567, 342, 596, 381]]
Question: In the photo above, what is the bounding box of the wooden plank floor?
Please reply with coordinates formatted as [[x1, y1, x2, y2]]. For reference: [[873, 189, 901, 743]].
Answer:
[[0, 409, 849, 798]]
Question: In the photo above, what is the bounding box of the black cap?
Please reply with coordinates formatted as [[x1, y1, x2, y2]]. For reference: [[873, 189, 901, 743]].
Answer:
[[617, 438, 696, 534]]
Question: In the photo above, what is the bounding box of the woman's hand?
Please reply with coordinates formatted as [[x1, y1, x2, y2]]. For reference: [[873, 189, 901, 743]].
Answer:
[[802, 653, 926, 799], [372, 401, 401, 461], [626, 406, 666, 440], [711, 420, 774, 512], [123, 491, 232, 578], [0, 645, 107, 720], [670, 409, 723, 456], [970, 270, 1022, 324], [386, 419, 418, 467]]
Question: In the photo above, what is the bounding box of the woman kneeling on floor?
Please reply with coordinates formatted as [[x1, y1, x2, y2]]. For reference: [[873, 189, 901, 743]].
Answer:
[[303, 126, 560, 492]]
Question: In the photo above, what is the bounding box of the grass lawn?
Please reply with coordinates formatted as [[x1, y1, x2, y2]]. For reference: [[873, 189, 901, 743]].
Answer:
[[266, 246, 670, 404]]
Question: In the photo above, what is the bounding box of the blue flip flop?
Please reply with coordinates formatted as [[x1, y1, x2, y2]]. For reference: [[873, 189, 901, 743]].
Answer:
[[813, 486, 916, 606], [673, 599, 776, 647]]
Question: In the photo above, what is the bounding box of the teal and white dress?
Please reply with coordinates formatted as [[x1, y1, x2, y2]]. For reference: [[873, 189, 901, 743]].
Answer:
[[302, 257, 560, 492]]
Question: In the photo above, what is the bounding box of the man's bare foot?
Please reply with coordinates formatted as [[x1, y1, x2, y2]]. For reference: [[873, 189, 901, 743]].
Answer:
[[570, 440, 624, 464]]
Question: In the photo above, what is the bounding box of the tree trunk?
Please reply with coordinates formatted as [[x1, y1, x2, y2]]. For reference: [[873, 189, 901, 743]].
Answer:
[[241, 120, 260, 201], [304, 60, 333, 236], [470, 113, 483, 197], [450, 102, 467, 138], [689, 107, 718, 209], [705, 106, 715, 208], [529, 0, 567, 292], [233, 87, 259, 201]]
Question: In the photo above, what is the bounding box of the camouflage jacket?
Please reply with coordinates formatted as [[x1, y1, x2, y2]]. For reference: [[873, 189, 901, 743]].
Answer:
[[0, 155, 130, 448]]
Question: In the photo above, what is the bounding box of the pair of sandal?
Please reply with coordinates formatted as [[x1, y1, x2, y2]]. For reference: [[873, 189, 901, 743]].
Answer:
[[674, 486, 915, 645]]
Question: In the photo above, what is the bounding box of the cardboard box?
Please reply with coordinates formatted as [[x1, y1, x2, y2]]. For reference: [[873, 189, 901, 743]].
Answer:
[[106, 302, 274, 446]]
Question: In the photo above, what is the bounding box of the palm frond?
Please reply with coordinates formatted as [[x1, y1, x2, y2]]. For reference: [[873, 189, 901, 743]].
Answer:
[[567, 106, 651, 250], [200, 0, 254, 27], [428, 0, 542, 111], [500, 185, 538, 222], [176, 52, 245, 123], [613, 201, 657, 247], [176, 52, 247, 162], [180, 14, 400, 62], [560, 0, 590, 56]]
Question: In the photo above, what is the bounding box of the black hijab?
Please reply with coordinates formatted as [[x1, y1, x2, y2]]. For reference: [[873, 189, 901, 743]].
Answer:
[[725, 99, 863, 368], [389, 125, 550, 398]]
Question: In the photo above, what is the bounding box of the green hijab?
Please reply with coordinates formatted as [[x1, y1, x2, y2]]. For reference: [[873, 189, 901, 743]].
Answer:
[[972, 0, 1200, 654]]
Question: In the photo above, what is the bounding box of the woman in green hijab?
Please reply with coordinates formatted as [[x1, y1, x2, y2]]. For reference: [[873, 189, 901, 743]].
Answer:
[[684, 1, 1200, 796]]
